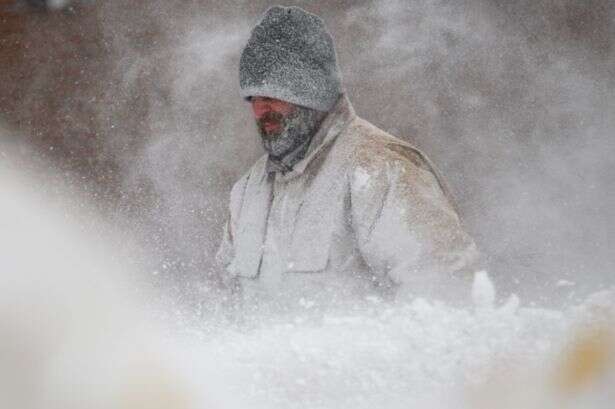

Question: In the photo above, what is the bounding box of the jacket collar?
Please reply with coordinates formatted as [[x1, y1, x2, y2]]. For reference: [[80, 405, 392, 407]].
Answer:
[[268, 94, 356, 181]]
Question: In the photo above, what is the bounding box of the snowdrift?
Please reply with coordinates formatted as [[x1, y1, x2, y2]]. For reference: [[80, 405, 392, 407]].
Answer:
[[0, 159, 613, 409]]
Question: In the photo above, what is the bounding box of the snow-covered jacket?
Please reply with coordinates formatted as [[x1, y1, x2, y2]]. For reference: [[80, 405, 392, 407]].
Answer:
[[217, 95, 479, 305]]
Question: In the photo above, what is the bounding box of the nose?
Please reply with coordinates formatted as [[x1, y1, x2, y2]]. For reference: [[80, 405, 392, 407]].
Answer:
[[251, 97, 272, 119]]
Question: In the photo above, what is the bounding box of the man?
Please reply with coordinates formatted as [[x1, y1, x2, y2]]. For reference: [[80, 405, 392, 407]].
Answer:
[[217, 6, 479, 308]]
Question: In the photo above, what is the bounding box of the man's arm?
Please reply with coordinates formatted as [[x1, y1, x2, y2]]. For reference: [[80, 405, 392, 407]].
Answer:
[[215, 175, 250, 282], [215, 219, 234, 272], [349, 148, 480, 299]]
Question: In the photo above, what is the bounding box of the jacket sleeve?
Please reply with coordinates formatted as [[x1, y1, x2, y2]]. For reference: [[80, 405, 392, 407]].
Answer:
[[215, 175, 250, 279], [215, 219, 234, 272], [349, 150, 480, 296]]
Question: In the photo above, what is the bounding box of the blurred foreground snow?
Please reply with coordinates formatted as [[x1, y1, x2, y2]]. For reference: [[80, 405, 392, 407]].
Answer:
[[0, 157, 613, 409]]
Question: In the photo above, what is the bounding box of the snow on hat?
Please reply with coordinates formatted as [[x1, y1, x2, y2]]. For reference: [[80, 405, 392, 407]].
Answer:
[[239, 6, 343, 112]]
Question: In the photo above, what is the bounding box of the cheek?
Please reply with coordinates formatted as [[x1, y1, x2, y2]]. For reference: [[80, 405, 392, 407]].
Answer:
[[274, 103, 295, 116], [251, 104, 267, 119]]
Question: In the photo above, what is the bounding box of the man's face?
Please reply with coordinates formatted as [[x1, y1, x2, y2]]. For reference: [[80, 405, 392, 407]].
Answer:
[[249, 96, 326, 159], [250, 96, 296, 137]]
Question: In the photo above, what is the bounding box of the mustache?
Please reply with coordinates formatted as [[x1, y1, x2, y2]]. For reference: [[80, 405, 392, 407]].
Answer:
[[257, 112, 286, 134]]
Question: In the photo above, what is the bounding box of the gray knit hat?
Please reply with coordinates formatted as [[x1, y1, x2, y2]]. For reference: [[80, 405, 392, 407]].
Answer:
[[239, 6, 343, 112]]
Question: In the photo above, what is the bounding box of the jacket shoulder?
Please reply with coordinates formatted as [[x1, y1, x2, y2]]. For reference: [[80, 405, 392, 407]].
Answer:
[[338, 117, 455, 203], [340, 117, 434, 175]]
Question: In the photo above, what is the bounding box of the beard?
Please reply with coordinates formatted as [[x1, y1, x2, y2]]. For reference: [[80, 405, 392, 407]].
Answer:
[[257, 105, 326, 159]]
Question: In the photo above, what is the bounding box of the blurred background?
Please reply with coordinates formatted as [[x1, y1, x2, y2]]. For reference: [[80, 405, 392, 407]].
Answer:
[[1, 0, 613, 311]]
